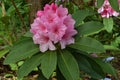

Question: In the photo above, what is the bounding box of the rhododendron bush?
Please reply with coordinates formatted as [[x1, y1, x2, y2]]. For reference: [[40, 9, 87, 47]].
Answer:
[[30, 3, 77, 52], [4, 0, 120, 80]]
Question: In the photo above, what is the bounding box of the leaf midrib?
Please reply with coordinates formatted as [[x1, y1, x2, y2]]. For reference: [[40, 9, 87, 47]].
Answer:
[[7, 47, 39, 63], [73, 42, 104, 52], [60, 51, 74, 80]]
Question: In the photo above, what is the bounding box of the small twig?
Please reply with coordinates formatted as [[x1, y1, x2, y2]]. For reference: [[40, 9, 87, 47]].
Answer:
[[71, 0, 82, 9], [1, 1, 6, 16], [0, 1, 2, 6], [49, 0, 54, 4], [11, 0, 27, 31]]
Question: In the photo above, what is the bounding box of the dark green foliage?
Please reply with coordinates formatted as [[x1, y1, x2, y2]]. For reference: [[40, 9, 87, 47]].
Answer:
[[2, 0, 120, 80]]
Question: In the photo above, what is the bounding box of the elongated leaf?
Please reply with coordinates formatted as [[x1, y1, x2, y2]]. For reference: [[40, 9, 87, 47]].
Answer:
[[58, 50, 79, 80], [57, 67, 66, 80], [70, 37, 105, 53], [103, 18, 113, 33], [77, 21, 104, 36], [77, 53, 117, 79], [109, 0, 119, 11], [40, 51, 57, 79], [37, 69, 48, 80], [97, 0, 104, 8], [95, 58, 118, 79], [104, 45, 120, 51], [74, 53, 104, 79], [72, 10, 95, 26], [18, 53, 43, 79], [0, 49, 9, 58], [4, 37, 39, 64]]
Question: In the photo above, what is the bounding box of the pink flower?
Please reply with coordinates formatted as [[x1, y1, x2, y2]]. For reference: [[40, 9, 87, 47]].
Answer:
[[48, 22, 67, 43], [56, 5, 68, 18], [119, 0, 120, 4], [37, 11, 44, 17], [98, 0, 119, 18], [30, 18, 47, 34], [33, 33, 56, 52], [60, 29, 77, 49], [30, 3, 77, 52], [63, 14, 75, 27]]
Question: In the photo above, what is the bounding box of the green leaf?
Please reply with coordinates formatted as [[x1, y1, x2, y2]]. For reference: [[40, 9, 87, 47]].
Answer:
[[4, 37, 39, 64], [95, 58, 118, 79], [70, 37, 105, 53], [10, 63, 18, 70], [77, 21, 104, 36], [72, 10, 95, 27], [103, 17, 113, 33], [24, 31, 33, 37], [37, 69, 48, 80], [74, 53, 104, 79], [83, 0, 91, 3], [57, 68, 66, 80], [58, 50, 79, 80], [109, 0, 119, 11], [97, 0, 104, 8], [0, 49, 9, 58], [40, 51, 57, 79], [104, 45, 120, 51], [18, 54, 43, 79]]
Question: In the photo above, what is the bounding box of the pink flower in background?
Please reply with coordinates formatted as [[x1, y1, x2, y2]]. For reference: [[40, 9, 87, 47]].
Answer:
[[98, 0, 119, 18], [30, 3, 77, 52], [119, 0, 120, 4]]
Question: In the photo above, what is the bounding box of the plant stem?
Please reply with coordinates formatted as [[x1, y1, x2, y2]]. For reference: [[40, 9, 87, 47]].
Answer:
[[11, 0, 27, 31], [1, 1, 6, 16]]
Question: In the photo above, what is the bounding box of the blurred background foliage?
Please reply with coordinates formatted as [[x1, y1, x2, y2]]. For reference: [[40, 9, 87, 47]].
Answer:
[[1, 0, 120, 80], [0, 0, 30, 79]]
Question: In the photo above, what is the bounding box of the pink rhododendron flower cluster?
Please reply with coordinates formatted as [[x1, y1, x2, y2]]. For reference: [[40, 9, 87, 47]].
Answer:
[[30, 3, 77, 52], [98, 0, 119, 18]]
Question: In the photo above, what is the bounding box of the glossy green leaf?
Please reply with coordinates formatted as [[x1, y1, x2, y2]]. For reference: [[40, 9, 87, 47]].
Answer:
[[57, 68, 66, 80], [103, 17, 113, 33], [97, 0, 104, 8], [72, 10, 95, 26], [109, 0, 119, 11], [37, 69, 48, 80], [58, 50, 79, 80], [40, 51, 57, 79], [4, 37, 39, 64], [0, 49, 9, 58], [70, 37, 105, 53], [18, 54, 43, 79], [74, 53, 104, 79], [77, 21, 104, 36], [95, 58, 118, 79], [104, 45, 120, 51]]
